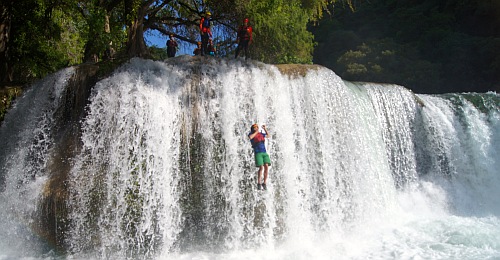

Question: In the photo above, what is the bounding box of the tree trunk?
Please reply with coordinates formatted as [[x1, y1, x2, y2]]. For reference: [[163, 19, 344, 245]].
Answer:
[[82, 0, 120, 63], [104, 14, 110, 33], [83, 37, 99, 63], [0, 2, 13, 82], [126, 19, 148, 58], [125, 2, 149, 58]]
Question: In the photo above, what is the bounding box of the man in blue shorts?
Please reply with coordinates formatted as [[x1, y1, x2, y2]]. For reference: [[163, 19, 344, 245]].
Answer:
[[248, 123, 271, 190]]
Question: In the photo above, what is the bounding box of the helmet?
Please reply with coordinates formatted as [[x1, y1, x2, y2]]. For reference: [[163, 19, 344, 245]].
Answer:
[[244, 18, 249, 23], [206, 12, 211, 16], [197, 41, 201, 45]]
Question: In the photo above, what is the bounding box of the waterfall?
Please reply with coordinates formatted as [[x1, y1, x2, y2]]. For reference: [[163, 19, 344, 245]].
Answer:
[[0, 67, 75, 256], [0, 57, 499, 259]]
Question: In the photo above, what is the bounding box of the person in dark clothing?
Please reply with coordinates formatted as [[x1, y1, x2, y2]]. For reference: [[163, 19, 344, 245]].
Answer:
[[199, 12, 213, 56], [235, 18, 253, 59], [207, 38, 216, 56], [193, 41, 202, 56], [248, 124, 271, 190], [166, 34, 178, 58]]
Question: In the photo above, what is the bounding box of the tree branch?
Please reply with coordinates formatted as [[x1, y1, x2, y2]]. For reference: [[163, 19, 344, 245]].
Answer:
[[149, 23, 198, 44]]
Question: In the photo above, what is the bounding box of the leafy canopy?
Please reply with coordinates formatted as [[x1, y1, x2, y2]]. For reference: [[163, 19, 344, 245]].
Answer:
[[2, 0, 352, 82]]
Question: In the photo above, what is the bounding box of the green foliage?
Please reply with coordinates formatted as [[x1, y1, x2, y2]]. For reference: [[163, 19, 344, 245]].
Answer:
[[77, 1, 127, 61], [124, 0, 143, 25], [51, 8, 86, 65], [2, 0, 353, 81], [225, 0, 353, 64], [148, 46, 168, 60], [311, 0, 500, 93], [5, 0, 125, 81], [333, 38, 441, 89], [8, 0, 71, 80], [242, 0, 315, 64], [0, 87, 22, 125]]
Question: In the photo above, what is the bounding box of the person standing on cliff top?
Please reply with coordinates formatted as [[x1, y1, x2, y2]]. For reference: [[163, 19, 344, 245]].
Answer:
[[235, 18, 252, 59], [207, 38, 216, 56], [199, 11, 213, 56], [248, 124, 271, 190], [166, 34, 178, 58], [193, 42, 202, 56]]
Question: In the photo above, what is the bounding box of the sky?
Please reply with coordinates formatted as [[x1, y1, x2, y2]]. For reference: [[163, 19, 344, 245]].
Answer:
[[144, 24, 234, 57], [145, 30, 168, 48], [145, 30, 193, 56]]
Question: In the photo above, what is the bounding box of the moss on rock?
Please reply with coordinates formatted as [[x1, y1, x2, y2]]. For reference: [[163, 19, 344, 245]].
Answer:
[[0, 86, 23, 125], [275, 64, 323, 78]]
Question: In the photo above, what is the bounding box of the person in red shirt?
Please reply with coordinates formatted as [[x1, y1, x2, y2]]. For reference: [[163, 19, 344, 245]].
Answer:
[[199, 12, 213, 56], [235, 18, 253, 59], [248, 124, 271, 190]]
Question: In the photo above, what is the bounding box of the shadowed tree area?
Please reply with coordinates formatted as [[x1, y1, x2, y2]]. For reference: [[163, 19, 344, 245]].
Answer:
[[311, 0, 500, 93], [0, 0, 498, 94], [0, 0, 346, 85]]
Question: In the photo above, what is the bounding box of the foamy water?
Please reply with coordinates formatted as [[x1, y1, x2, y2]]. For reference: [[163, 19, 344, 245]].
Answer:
[[0, 57, 499, 259]]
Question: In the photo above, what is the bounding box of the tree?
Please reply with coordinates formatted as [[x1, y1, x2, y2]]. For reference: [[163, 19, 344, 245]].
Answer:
[[0, 1, 13, 82], [310, 0, 500, 93], [123, 0, 352, 62], [124, 0, 149, 58], [0, 0, 76, 82], [1, 0, 354, 84], [241, 0, 314, 63], [76, 0, 125, 62]]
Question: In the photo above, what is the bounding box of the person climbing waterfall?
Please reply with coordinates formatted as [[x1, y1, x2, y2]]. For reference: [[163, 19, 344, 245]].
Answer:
[[199, 11, 213, 56], [235, 18, 253, 59], [166, 34, 178, 58], [248, 124, 271, 190]]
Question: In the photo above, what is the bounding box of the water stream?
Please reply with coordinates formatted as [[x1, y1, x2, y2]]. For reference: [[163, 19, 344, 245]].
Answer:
[[0, 57, 499, 259]]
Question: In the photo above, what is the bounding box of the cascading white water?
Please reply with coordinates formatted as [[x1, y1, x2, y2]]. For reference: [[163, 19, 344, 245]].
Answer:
[[0, 67, 75, 257], [0, 57, 499, 259]]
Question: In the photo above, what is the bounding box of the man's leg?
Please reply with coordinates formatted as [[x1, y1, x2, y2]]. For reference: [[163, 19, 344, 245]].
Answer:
[[263, 164, 268, 184], [257, 165, 264, 190], [235, 44, 241, 58], [257, 166, 263, 184], [244, 44, 249, 59], [201, 34, 208, 55], [261, 164, 269, 190]]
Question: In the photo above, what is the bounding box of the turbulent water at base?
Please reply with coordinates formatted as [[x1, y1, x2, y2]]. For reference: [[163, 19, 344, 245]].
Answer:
[[0, 57, 499, 259]]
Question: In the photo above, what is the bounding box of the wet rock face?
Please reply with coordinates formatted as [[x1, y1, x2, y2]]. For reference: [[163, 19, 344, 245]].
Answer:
[[38, 63, 100, 252], [275, 64, 322, 78], [15, 59, 325, 254], [0, 86, 22, 125]]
